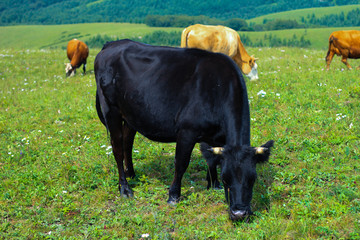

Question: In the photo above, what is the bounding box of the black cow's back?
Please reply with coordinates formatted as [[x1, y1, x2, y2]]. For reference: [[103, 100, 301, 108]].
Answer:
[[95, 39, 249, 146]]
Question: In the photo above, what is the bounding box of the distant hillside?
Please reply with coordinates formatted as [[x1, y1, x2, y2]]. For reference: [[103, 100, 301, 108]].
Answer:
[[1, 0, 360, 25], [248, 4, 360, 25]]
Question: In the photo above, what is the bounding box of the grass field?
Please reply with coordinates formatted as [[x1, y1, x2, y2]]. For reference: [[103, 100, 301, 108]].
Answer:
[[0, 23, 182, 49], [1, 22, 360, 51], [242, 26, 360, 49], [1, 42, 359, 238], [248, 4, 360, 25]]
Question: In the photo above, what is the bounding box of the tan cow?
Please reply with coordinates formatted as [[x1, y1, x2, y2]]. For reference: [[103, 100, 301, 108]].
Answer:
[[181, 24, 258, 81], [326, 30, 360, 70], [65, 39, 89, 77]]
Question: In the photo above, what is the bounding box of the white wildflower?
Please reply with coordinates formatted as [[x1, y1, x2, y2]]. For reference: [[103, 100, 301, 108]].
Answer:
[[257, 90, 266, 97], [336, 113, 346, 121]]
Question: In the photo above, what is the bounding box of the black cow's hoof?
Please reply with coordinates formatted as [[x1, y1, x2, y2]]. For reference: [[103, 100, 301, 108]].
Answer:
[[119, 185, 134, 198], [207, 180, 222, 190], [167, 196, 179, 206]]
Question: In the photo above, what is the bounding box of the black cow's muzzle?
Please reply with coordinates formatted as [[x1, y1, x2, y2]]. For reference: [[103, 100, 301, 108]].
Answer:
[[230, 209, 253, 221]]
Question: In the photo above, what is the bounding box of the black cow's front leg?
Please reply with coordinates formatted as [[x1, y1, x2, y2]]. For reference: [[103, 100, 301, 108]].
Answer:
[[168, 130, 196, 204], [206, 159, 221, 190], [200, 143, 222, 189]]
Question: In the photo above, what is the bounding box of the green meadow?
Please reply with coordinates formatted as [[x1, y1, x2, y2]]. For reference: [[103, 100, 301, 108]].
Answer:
[[0, 23, 181, 49], [1, 23, 360, 50], [242, 26, 360, 49], [1, 23, 360, 238]]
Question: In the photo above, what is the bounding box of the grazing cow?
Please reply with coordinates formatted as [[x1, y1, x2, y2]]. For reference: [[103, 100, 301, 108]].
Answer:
[[181, 24, 259, 81], [326, 30, 360, 70], [65, 39, 89, 77], [95, 40, 274, 221]]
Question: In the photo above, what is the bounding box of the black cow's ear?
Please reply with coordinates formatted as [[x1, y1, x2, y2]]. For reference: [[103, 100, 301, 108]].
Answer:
[[254, 140, 274, 164], [262, 140, 274, 149]]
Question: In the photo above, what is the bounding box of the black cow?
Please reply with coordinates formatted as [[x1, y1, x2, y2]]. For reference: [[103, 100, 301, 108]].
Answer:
[[95, 39, 274, 221]]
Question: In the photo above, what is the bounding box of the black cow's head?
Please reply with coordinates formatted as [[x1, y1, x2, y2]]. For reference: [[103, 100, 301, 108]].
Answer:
[[211, 140, 274, 221]]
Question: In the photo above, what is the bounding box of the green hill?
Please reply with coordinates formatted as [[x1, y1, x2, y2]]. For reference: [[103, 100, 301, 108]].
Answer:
[[248, 4, 360, 25]]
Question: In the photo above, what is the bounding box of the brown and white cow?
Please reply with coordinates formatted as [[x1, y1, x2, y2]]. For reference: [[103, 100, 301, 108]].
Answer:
[[326, 30, 360, 70], [181, 24, 258, 81], [65, 39, 89, 77]]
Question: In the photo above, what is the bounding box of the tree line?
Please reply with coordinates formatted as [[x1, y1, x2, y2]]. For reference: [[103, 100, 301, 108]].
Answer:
[[145, 15, 248, 31], [85, 31, 311, 49], [145, 15, 303, 31], [144, 8, 360, 30], [301, 9, 360, 27]]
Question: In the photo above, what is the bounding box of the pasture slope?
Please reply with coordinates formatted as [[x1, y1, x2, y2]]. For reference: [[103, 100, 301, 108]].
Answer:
[[1, 23, 360, 50], [0, 23, 182, 49], [1, 38, 360, 238], [248, 4, 360, 25]]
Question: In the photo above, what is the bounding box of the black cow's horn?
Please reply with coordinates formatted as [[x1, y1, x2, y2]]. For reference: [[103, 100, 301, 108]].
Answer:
[[209, 147, 224, 155], [255, 147, 267, 155]]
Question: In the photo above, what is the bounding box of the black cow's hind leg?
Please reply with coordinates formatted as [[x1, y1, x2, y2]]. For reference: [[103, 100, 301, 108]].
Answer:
[[123, 121, 136, 178], [108, 115, 133, 198], [168, 130, 196, 204]]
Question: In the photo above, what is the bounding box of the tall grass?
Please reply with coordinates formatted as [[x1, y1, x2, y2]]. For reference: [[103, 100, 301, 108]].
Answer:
[[0, 46, 359, 239]]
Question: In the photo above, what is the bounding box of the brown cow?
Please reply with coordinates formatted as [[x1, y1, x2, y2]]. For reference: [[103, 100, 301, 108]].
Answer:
[[65, 39, 89, 77], [181, 24, 258, 80], [326, 30, 360, 70]]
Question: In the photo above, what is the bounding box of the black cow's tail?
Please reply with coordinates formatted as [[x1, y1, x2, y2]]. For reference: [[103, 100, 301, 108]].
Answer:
[[96, 90, 107, 127]]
